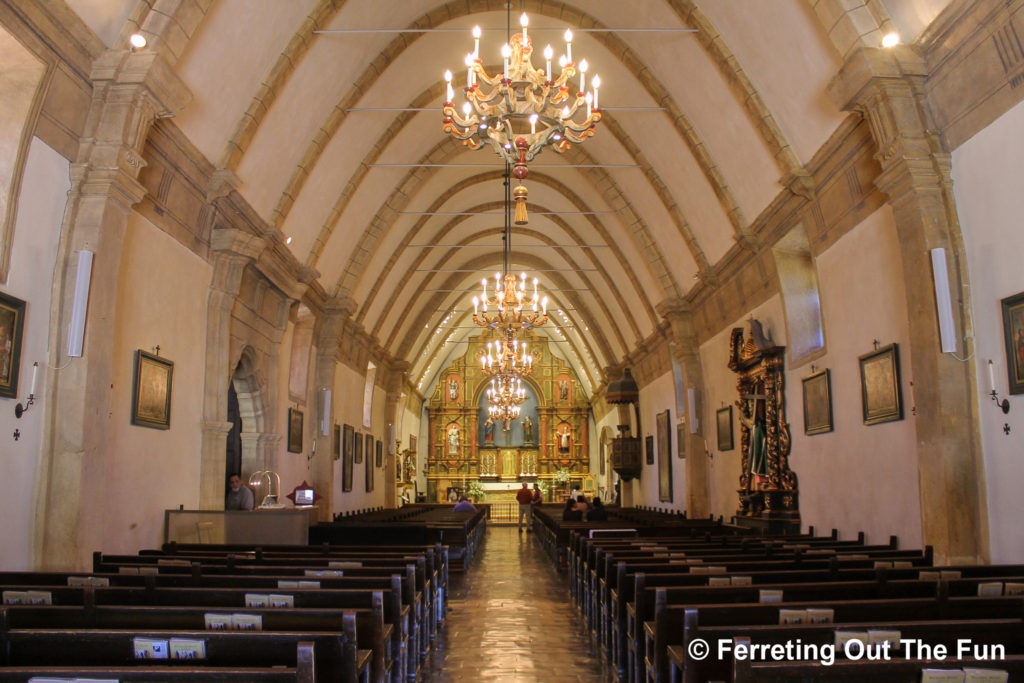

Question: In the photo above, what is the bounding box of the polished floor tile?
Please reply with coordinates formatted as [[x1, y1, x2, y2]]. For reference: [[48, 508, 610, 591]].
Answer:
[[422, 526, 617, 682]]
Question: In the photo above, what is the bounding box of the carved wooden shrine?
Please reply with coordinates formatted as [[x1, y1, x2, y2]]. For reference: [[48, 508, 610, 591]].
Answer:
[[728, 321, 800, 533]]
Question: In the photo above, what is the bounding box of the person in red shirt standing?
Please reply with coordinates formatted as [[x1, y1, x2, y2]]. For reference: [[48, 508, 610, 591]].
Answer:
[[516, 481, 534, 532]]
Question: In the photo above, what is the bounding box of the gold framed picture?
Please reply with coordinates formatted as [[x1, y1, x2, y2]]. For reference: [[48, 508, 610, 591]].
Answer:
[[0, 291, 26, 399], [859, 344, 903, 425], [802, 368, 833, 435], [716, 406, 734, 451], [131, 350, 173, 430], [287, 408, 303, 452], [1001, 291, 1024, 394], [657, 409, 672, 503]]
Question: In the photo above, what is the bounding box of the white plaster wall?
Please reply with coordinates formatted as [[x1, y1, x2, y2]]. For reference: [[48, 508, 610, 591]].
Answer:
[[951, 98, 1024, 563], [106, 212, 211, 554], [0, 138, 68, 570], [633, 371, 682, 512], [795, 205, 920, 547], [274, 328, 316, 505], [330, 363, 386, 515]]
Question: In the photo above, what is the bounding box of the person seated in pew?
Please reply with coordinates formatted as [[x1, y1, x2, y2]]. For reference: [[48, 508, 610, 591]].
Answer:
[[225, 473, 254, 511], [563, 498, 583, 521], [586, 497, 608, 521], [575, 495, 589, 514], [453, 495, 476, 512]]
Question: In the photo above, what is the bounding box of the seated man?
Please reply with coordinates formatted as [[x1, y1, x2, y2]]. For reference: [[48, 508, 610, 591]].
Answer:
[[562, 497, 583, 521], [225, 473, 254, 510], [453, 495, 476, 512]]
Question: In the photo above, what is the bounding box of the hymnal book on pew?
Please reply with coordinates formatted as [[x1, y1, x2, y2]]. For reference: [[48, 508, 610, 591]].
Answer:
[[962, 667, 1009, 682], [867, 629, 901, 650], [232, 613, 263, 630], [67, 576, 109, 587], [921, 670, 965, 682], [304, 569, 342, 577], [873, 560, 893, 568], [329, 560, 363, 568], [132, 636, 169, 659], [759, 589, 783, 603], [204, 612, 232, 630], [940, 570, 962, 580], [833, 630, 866, 652], [893, 560, 912, 568], [730, 576, 752, 586], [245, 593, 268, 607], [169, 637, 206, 660], [2, 590, 52, 605], [269, 593, 295, 608], [278, 580, 299, 589], [708, 577, 730, 586], [805, 608, 834, 624], [919, 570, 941, 581], [977, 581, 1003, 596], [1004, 582, 1024, 595], [779, 608, 807, 624]]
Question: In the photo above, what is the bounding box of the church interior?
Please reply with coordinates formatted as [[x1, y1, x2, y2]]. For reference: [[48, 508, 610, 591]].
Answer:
[[2, 0, 1024, 679]]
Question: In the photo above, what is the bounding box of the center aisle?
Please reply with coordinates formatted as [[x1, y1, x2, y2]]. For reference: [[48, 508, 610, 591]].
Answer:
[[421, 526, 618, 682]]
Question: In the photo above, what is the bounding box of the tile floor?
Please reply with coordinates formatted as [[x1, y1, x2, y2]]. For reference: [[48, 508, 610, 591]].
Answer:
[[420, 526, 618, 682]]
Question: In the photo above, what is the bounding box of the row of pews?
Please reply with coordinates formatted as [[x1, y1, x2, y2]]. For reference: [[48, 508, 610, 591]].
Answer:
[[0, 535, 464, 683], [534, 507, 1024, 682]]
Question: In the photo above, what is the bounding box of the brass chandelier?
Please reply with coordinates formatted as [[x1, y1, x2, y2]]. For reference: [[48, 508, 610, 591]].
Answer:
[[480, 326, 534, 378], [486, 375, 526, 427], [443, 11, 601, 225]]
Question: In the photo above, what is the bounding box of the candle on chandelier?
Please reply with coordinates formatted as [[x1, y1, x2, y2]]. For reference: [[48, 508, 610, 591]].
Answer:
[[472, 25, 481, 59], [544, 45, 553, 82], [444, 70, 453, 103], [542, 296, 548, 315], [529, 114, 537, 135], [585, 91, 593, 118], [473, 296, 479, 315], [592, 74, 601, 109], [465, 54, 474, 88], [520, 13, 528, 44], [579, 59, 588, 94], [502, 43, 511, 80], [564, 28, 573, 63]]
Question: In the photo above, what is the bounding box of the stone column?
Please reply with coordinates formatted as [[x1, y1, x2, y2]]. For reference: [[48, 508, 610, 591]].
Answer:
[[198, 225, 266, 509], [382, 361, 409, 509], [828, 46, 987, 563], [34, 49, 189, 570], [311, 297, 357, 519], [658, 298, 711, 518]]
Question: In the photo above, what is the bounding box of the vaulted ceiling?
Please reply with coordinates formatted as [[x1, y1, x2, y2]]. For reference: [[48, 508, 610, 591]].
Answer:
[[70, 0, 952, 397]]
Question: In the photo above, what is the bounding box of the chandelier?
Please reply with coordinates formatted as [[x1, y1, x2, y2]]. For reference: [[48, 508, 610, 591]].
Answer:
[[443, 12, 601, 225], [486, 374, 527, 427], [481, 326, 534, 377], [473, 270, 548, 331]]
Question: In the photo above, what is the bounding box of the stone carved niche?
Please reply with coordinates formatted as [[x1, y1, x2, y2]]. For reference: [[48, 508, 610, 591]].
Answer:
[[728, 320, 800, 533]]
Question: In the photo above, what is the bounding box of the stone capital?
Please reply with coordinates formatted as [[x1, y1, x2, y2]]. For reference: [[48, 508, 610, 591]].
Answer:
[[211, 227, 266, 261]]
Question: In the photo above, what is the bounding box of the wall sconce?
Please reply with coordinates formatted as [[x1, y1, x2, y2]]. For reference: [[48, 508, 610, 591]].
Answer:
[[987, 360, 1010, 414], [14, 362, 39, 419]]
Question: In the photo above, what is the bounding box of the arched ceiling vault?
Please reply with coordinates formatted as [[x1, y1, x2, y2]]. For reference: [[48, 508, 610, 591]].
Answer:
[[123, 0, 910, 391]]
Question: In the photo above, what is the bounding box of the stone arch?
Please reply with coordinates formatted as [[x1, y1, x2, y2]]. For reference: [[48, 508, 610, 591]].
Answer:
[[230, 345, 273, 479]]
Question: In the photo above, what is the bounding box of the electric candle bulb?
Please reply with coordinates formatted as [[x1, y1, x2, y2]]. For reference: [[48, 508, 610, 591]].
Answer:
[[502, 43, 511, 79], [591, 74, 600, 109], [472, 25, 481, 58], [989, 360, 997, 393], [465, 54, 474, 87], [585, 91, 592, 117], [579, 58, 588, 93], [544, 45, 553, 81], [558, 55, 567, 70], [564, 28, 573, 62], [520, 12, 528, 44], [444, 70, 453, 102], [30, 362, 38, 396], [473, 296, 479, 314], [530, 113, 538, 134], [561, 105, 569, 120]]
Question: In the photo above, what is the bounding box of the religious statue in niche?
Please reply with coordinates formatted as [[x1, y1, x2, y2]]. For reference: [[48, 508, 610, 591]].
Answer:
[[737, 393, 768, 488], [522, 415, 534, 444], [558, 378, 569, 402], [557, 424, 571, 453], [483, 417, 495, 445], [446, 423, 460, 455], [448, 376, 459, 402]]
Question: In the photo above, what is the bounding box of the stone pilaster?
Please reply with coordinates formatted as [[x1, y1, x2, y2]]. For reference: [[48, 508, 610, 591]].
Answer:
[[829, 46, 988, 563], [34, 49, 189, 570], [310, 297, 358, 520], [657, 298, 711, 518]]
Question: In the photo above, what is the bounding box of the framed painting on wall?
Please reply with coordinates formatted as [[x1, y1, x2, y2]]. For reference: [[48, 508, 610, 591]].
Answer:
[[645, 435, 654, 465], [859, 343, 902, 425], [1001, 291, 1024, 394], [657, 410, 672, 502], [342, 424, 354, 492], [677, 423, 687, 459], [801, 368, 833, 435], [716, 406, 733, 451], [365, 442, 374, 492], [287, 408, 303, 452], [375, 439, 383, 467], [131, 350, 174, 430], [0, 291, 26, 399], [364, 434, 373, 467], [354, 431, 363, 464], [332, 424, 341, 460]]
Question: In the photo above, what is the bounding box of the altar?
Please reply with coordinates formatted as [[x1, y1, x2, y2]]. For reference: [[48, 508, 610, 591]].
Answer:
[[478, 448, 539, 478]]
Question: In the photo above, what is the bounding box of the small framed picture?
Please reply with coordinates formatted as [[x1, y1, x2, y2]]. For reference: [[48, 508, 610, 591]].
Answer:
[[859, 343, 903, 425], [375, 439, 383, 467], [645, 435, 654, 465], [342, 425, 354, 492], [802, 369, 833, 435], [365, 443, 374, 492], [131, 350, 174, 430], [364, 433, 373, 466], [0, 291, 26, 399], [716, 406, 734, 451], [332, 424, 341, 460], [677, 423, 687, 459], [287, 408, 303, 452], [354, 432, 363, 464], [1001, 291, 1024, 394]]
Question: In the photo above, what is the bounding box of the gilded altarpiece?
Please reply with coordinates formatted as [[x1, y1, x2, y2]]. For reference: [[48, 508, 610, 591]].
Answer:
[[425, 332, 588, 502], [728, 321, 800, 533]]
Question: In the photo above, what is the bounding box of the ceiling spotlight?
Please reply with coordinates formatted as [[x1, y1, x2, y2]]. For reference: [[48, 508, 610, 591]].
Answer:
[[881, 32, 900, 48], [129, 33, 147, 49], [285, 236, 293, 245]]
